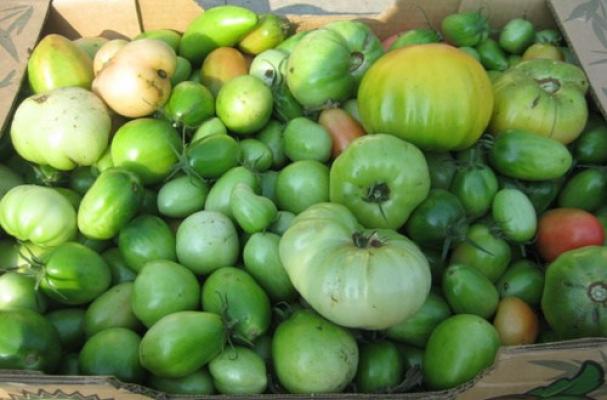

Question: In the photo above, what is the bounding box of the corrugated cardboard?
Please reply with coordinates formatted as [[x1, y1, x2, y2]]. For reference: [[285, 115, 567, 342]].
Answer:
[[1, 0, 606, 398]]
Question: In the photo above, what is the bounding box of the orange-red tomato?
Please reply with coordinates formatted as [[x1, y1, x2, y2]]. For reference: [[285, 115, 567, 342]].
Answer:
[[318, 108, 366, 158], [493, 297, 539, 345]]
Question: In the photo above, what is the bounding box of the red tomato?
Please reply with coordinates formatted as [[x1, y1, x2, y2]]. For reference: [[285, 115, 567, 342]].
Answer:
[[318, 108, 365, 158], [536, 208, 604, 262]]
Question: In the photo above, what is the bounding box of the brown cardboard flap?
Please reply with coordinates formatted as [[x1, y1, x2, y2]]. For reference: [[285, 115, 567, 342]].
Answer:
[[549, 0, 607, 119], [0, 0, 50, 136]]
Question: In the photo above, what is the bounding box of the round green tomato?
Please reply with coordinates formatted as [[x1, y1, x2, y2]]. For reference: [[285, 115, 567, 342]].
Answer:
[[79, 327, 144, 383], [192, 117, 227, 143], [276, 160, 329, 214], [40, 242, 111, 305], [441, 11, 489, 47], [558, 168, 607, 212], [0, 308, 62, 373], [272, 310, 358, 394], [111, 118, 182, 185], [0, 185, 76, 247], [283, 117, 332, 162], [209, 346, 267, 395], [425, 152, 457, 190], [102, 247, 137, 285], [499, 18, 535, 54], [69, 166, 97, 195], [0, 272, 47, 313], [450, 163, 498, 219], [84, 282, 141, 337], [355, 340, 403, 393], [442, 264, 499, 319], [187, 134, 240, 179], [573, 116, 607, 164], [132, 260, 200, 328], [139, 311, 226, 378], [118, 214, 176, 272], [239, 138, 273, 172], [423, 314, 500, 390], [216, 75, 273, 135], [256, 120, 286, 169], [157, 175, 209, 218], [148, 368, 215, 395], [46, 308, 85, 351], [497, 260, 544, 307], [164, 81, 214, 128]]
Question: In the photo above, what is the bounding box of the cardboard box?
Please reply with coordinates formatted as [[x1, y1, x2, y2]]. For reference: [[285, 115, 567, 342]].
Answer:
[[1, 0, 606, 398]]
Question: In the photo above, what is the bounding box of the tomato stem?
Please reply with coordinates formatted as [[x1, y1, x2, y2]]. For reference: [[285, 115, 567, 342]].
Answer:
[[535, 77, 561, 94], [588, 282, 607, 303], [352, 231, 384, 249]]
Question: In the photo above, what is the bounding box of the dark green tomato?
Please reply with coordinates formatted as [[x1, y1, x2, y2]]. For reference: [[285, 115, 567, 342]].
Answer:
[[268, 210, 296, 235], [0, 308, 62, 373], [422, 248, 448, 285], [476, 38, 509, 71], [498, 175, 562, 214], [148, 368, 215, 395], [396, 344, 424, 371], [208, 346, 267, 395], [273, 79, 305, 123], [386, 291, 451, 347], [40, 242, 111, 305], [140, 189, 158, 216], [256, 120, 286, 169], [276, 160, 329, 214], [260, 170, 278, 204], [253, 335, 272, 363], [54, 187, 82, 210], [171, 56, 192, 86], [405, 189, 468, 250], [424, 151, 457, 190], [239, 139, 273, 172], [355, 340, 403, 393], [0, 163, 23, 199], [101, 247, 137, 285], [204, 166, 260, 220], [450, 224, 511, 282], [496, 260, 544, 307], [441, 11, 489, 47], [46, 308, 84, 351], [157, 174, 209, 218], [164, 81, 215, 128], [118, 214, 177, 272], [450, 163, 498, 219], [132, 260, 200, 328], [0, 272, 47, 313], [389, 28, 441, 50], [573, 116, 607, 164], [187, 134, 240, 179], [534, 29, 562, 45], [442, 264, 499, 319], [499, 18, 535, 54], [201, 267, 270, 343], [57, 353, 80, 375], [84, 282, 141, 337], [79, 327, 144, 383], [558, 168, 607, 212], [192, 117, 227, 143], [69, 166, 97, 195]]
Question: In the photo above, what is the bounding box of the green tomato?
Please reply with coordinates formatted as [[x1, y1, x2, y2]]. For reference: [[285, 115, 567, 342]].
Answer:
[[39, 242, 111, 305], [573, 115, 607, 164], [355, 340, 403, 393], [558, 168, 607, 212], [101, 247, 137, 285], [441, 11, 489, 47], [69, 166, 97, 195], [0, 164, 23, 200], [272, 309, 358, 394], [256, 120, 286, 169], [239, 138, 273, 172], [279, 202, 431, 329], [84, 282, 141, 337], [425, 152, 457, 190], [0, 185, 76, 247], [497, 260, 544, 307], [260, 170, 279, 204], [230, 183, 277, 234], [187, 134, 241, 179], [192, 117, 227, 143], [476, 38, 508, 71], [171, 56, 192, 86], [276, 160, 329, 214], [111, 118, 182, 185], [423, 314, 500, 389], [164, 81, 214, 128], [492, 188, 537, 242], [118, 214, 176, 272], [276, 31, 308, 54], [57, 352, 81, 375], [176, 210, 239, 275], [389, 28, 441, 50], [79, 327, 144, 383], [132, 260, 200, 328], [201, 267, 270, 343], [283, 117, 332, 162], [499, 18, 535, 54], [46, 308, 85, 351], [450, 163, 498, 219], [139, 311, 226, 378], [268, 210, 296, 235], [209, 346, 267, 395], [205, 166, 259, 219], [157, 175, 209, 218], [442, 264, 499, 319], [249, 49, 288, 87], [0, 272, 47, 313], [148, 368, 215, 395]]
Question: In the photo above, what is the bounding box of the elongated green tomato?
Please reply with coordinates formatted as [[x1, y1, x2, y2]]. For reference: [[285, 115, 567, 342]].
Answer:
[[202, 267, 271, 343], [230, 183, 277, 234], [157, 175, 209, 218], [239, 139, 273, 172], [47, 308, 85, 351], [279, 203, 431, 329], [499, 18, 535, 54], [205, 166, 259, 219], [450, 163, 498, 219], [330, 134, 429, 229], [118, 215, 176, 272], [0, 272, 47, 313], [192, 117, 227, 143], [11, 87, 111, 171], [148, 368, 215, 395], [441, 12, 489, 47], [476, 38, 508, 71], [276, 160, 330, 214], [111, 118, 182, 185], [272, 309, 358, 394], [39, 242, 111, 305], [171, 56, 192, 86], [84, 282, 141, 337], [187, 134, 240, 179], [268, 210, 295, 235], [283, 117, 332, 162], [239, 14, 289, 55], [179, 5, 258, 64], [243, 232, 297, 302], [0, 185, 76, 247], [425, 152, 457, 190], [132, 260, 200, 328], [423, 314, 500, 389], [358, 44, 493, 151], [28, 34, 93, 93], [0, 308, 62, 373], [492, 188, 537, 243], [78, 168, 143, 240], [558, 168, 607, 212], [442, 264, 499, 319], [256, 120, 286, 168], [200, 47, 249, 97], [164, 81, 214, 128], [209, 346, 267, 394], [497, 260, 544, 306], [386, 291, 451, 347], [176, 211, 239, 275], [389, 28, 441, 51], [355, 340, 403, 393], [451, 224, 511, 282], [135, 29, 181, 52], [498, 175, 563, 214], [80, 327, 144, 383], [102, 247, 137, 285], [573, 115, 607, 164], [489, 129, 573, 181]]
